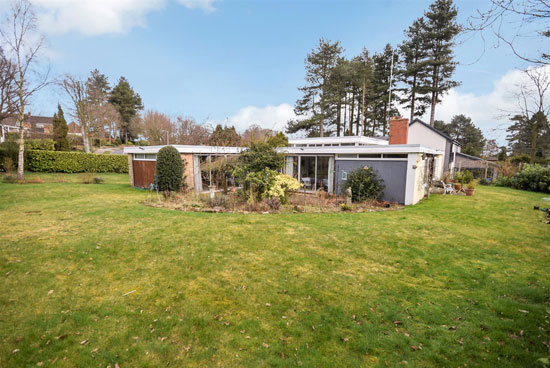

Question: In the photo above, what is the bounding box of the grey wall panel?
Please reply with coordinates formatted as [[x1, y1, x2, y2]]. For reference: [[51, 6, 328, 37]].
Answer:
[[335, 160, 407, 203]]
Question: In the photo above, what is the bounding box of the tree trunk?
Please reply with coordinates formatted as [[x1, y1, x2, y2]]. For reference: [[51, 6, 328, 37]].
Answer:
[[361, 77, 366, 136], [336, 101, 341, 137], [81, 124, 90, 153], [349, 92, 355, 136], [429, 65, 439, 126], [410, 72, 417, 122], [343, 93, 348, 135], [16, 72, 24, 180], [529, 114, 540, 164]]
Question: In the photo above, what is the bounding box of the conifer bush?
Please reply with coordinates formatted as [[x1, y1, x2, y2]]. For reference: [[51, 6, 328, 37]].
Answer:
[[155, 146, 184, 192], [346, 167, 385, 202]]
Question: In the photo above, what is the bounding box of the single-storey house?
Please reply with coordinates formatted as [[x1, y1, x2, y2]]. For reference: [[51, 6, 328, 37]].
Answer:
[[124, 117, 444, 205]]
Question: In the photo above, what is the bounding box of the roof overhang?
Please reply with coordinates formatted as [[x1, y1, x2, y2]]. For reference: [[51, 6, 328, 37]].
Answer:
[[123, 145, 245, 155], [278, 144, 444, 155]]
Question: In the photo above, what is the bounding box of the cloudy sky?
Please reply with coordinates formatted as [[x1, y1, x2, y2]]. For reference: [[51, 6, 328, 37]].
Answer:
[[0, 0, 545, 143]]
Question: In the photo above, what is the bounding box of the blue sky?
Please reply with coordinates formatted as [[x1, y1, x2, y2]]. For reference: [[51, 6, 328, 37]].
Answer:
[[2, 0, 544, 142]]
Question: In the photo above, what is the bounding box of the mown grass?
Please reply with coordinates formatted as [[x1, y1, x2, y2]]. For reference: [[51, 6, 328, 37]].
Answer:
[[0, 173, 549, 367]]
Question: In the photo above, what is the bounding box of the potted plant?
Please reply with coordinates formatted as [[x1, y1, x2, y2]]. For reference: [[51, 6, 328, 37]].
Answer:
[[453, 172, 463, 191], [465, 179, 478, 196]]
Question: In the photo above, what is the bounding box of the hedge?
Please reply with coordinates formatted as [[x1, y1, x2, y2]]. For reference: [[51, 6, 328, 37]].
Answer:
[[26, 150, 128, 173]]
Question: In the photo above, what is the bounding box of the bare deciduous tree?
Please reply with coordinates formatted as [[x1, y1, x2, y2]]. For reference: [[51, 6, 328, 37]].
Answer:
[[60, 74, 92, 152], [173, 117, 211, 145], [512, 67, 550, 162], [0, 49, 17, 121], [1, 0, 49, 179], [468, 0, 550, 65], [141, 110, 172, 145]]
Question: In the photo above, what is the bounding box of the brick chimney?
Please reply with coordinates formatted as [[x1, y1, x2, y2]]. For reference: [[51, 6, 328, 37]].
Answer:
[[388, 116, 409, 144]]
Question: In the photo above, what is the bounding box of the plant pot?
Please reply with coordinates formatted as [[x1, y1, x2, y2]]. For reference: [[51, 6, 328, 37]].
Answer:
[[465, 188, 475, 196], [453, 183, 462, 191]]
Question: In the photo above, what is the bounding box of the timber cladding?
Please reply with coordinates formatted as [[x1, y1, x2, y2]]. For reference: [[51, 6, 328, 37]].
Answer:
[[132, 160, 156, 188]]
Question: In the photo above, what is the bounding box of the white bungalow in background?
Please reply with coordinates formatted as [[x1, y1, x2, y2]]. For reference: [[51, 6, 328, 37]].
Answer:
[[124, 117, 445, 205]]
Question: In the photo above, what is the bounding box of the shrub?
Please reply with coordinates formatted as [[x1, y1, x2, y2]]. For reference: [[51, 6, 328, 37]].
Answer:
[[340, 203, 353, 211], [155, 146, 184, 192], [243, 168, 278, 202], [495, 175, 512, 187], [233, 143, 283, 181], [26, 150, 128, 173], [509, 164, 550, 193], [461, 170, 474, 185], [346, 167, 385, 202], [479, 178, 489, 186], [26, 139, 55, 151], [265, 173, 301, 203]]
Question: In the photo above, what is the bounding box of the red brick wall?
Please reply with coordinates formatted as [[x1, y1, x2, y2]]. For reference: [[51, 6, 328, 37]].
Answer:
[[389, 117, 409, 145]]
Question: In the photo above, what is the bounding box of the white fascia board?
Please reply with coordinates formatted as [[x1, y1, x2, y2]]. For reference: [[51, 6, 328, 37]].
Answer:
[[278, 144, 443, 155], [288, 136, 388, 146], [123, 145, 245, 155]]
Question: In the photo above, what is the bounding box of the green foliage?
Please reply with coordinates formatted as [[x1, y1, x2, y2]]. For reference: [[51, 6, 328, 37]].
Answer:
[[436, 115, 485, 156], [340, 203, 353, 211], [509, 164, 550, 193], [208, 124, 241, 146], [265, 173, 301, 203], [109, 76, 143, 143], [26, 150, 128, 173], [26, 139, 55, 151], [287, 38, 343, 136], [52, 104, 70, 151], [266, 132, 288, 148], [461, 170, 473, 184], [346, 166, 385, 202], [242, 168, 279, 201], [155, 146, 184, 192], [233, 142, 283, 181], [0, 133, 19, 170]]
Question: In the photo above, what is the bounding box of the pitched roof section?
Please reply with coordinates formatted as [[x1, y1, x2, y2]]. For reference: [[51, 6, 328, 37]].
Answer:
[[409, 118, 461, 147], [0, 114, 53, 127]]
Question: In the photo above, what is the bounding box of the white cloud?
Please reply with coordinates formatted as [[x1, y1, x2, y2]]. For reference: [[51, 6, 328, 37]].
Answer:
[[226, 103, 296, 133], [31, 0, 217, 36], [421, 66, 550, 143]]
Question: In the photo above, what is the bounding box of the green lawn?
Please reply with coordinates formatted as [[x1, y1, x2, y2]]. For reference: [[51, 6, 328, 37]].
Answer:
[[1, 173, 549, 367]]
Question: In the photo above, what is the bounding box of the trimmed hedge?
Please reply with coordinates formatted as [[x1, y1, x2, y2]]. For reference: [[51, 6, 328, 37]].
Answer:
[[26, 150, 128, 173]]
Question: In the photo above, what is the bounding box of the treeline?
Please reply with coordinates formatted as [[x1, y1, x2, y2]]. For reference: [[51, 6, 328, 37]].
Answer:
[[287, 0, 460, 137], [139, 111, 288, 147]]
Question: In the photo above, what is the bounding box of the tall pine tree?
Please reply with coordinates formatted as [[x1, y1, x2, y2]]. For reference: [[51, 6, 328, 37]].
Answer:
[[370, 44, 399, 136], [287, 39, 343, 137], [423, 0, 461, 126], [52, 104, 69, 151], [398, 17, 431, 122], [109, 77, 143, 143]]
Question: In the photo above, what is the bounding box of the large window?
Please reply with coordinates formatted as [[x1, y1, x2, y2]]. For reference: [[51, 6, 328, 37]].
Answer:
[[297, 156, 331, 192]]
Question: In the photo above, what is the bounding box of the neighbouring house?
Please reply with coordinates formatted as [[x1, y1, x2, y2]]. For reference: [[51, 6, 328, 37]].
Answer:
[[407, 118, 461, 174], [124, 117, 445, 205], [67, 121, 82, 136], [0, 113, 53, 142]]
